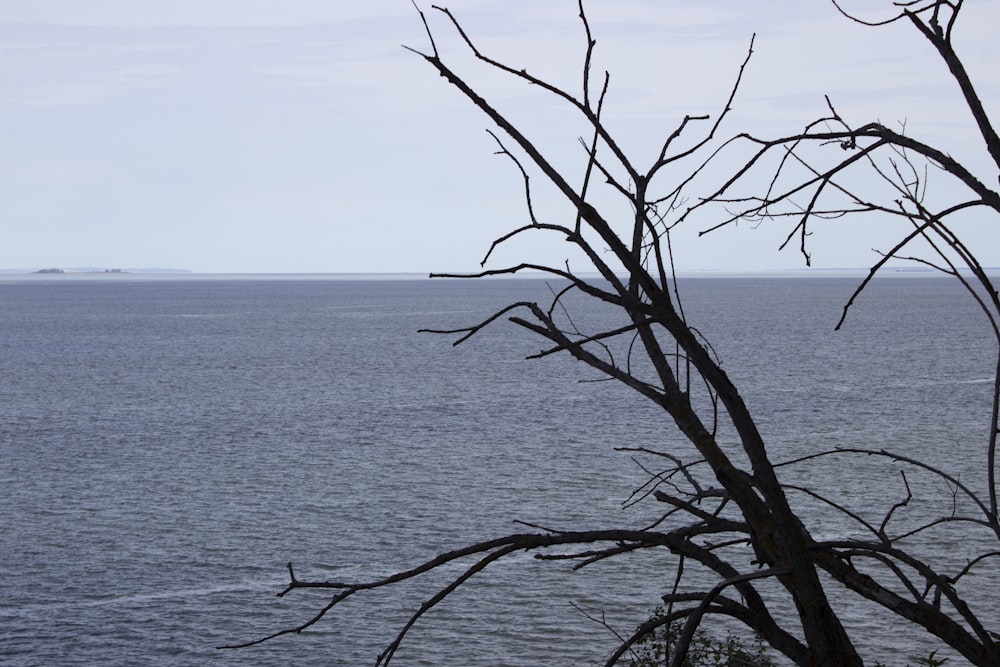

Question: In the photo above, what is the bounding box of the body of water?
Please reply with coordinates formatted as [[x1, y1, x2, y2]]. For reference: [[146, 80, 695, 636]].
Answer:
[[1, 274, 996, 666]]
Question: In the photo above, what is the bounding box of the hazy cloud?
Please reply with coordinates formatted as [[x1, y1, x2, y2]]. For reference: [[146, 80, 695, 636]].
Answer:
[[0, 0, 997, 272]]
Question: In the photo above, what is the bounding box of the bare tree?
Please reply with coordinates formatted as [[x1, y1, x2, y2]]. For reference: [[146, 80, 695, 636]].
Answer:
[[226, 1, 999, 665]]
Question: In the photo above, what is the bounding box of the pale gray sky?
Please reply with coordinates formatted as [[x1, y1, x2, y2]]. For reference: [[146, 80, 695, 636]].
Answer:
[[1, 1, 997, 273]]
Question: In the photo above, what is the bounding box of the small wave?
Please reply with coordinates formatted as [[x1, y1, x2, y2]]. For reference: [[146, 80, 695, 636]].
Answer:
[[0, 580, 280, 619], [885, 377, 994, 389], [175, 313, 234, 319]]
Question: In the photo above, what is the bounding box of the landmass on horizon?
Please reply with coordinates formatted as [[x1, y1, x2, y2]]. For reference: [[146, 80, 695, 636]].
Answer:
[[0, 267, 193, 275]]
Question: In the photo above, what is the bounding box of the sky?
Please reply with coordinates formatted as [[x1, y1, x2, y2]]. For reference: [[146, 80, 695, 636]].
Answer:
[[1, 0, 998, 274]]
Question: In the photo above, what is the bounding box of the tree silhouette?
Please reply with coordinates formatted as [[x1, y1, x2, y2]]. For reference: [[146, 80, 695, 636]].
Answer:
[[227, 2, 999, 664]]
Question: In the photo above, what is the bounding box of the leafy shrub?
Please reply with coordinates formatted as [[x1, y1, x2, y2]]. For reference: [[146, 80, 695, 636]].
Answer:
[[628, 611, 775, 667]]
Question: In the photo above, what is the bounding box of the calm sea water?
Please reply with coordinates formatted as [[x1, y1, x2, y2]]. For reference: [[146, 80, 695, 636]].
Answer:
[[1, 274, 996, 666]]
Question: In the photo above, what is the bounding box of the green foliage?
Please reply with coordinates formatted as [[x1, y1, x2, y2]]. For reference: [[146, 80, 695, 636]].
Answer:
[[628, 610, 776, 667], [898, 651, 949, 667], [628, 611, 951, 667]]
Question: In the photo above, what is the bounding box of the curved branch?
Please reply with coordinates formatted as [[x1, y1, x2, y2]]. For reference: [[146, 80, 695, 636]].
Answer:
[[780, 447, 998, 535]]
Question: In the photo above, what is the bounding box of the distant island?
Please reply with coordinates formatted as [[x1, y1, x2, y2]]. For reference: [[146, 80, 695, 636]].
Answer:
[[33, 268, 126, 274], [4, 267, 192, 275]]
